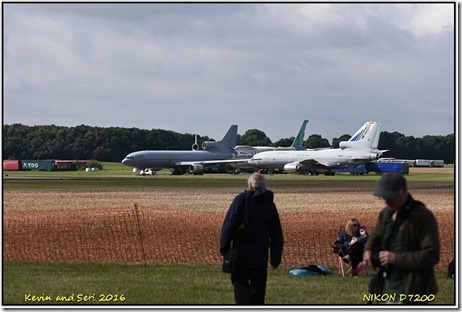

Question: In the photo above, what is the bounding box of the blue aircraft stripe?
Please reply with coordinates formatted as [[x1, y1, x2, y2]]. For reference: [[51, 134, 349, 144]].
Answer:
[[350, 129, 365, 141], [350, 124, 371, 142]]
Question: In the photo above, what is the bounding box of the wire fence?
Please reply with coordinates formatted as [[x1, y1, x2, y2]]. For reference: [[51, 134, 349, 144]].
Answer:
[[3, 205, 454, 271]]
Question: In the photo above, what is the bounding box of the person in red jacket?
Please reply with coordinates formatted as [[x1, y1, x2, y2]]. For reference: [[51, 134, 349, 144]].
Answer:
[[220, 172, 284, 305]]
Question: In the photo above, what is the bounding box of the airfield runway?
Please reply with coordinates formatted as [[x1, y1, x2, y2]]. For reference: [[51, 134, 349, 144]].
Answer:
[[3, 169, 454, 270]]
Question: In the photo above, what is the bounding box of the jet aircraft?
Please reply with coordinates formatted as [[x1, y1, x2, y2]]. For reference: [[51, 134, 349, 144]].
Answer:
[[226, 120, 309, 172], [121, 125, 238, 175], [233, 120, 309, 158], [247, 121, 387, 175]]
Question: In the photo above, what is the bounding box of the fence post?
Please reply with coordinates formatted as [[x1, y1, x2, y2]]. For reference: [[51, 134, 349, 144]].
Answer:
[[134, 203, 147, 266]]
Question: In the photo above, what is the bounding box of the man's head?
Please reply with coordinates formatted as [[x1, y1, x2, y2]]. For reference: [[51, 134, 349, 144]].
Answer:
[[248, 172, 266, 191], [374, 172, 408, 210]]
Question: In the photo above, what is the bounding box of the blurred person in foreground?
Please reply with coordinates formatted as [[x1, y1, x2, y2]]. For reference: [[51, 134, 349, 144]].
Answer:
[[336, 218, 368, 276], [220, 172, 284, 305], [363, 172, 440, 304]]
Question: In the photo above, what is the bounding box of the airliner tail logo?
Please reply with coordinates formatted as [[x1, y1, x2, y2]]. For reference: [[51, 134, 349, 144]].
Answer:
[[350, 123, 372, 142]]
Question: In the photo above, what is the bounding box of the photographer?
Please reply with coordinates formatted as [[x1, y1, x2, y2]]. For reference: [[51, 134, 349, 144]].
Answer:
[[363, 173, 440, 304]]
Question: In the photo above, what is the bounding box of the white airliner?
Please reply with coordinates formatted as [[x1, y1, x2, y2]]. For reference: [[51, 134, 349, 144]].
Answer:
[[247, 121, 387, 175], [121, 125, 238, 175]]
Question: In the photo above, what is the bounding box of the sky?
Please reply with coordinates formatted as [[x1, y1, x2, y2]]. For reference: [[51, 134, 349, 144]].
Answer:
[[3, 2, 456, 143]]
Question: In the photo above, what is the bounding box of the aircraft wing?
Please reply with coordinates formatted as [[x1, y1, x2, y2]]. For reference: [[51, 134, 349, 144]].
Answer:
[[299, 159, 329, 169], [176, 159, 251, 166]]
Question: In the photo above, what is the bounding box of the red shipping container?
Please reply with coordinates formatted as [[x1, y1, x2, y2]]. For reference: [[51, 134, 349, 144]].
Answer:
[[3, 160, 20, 171]]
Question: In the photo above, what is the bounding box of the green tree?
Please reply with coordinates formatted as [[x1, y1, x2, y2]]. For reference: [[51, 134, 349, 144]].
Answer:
[[3, 124, 30, 159], [331, 134, 351, 148], [304, 135, 330, 149], [273, 137, 293, 148], [92, 146, 112, 160], [2, 124, 455, 164], [239, 129, 272, 146]]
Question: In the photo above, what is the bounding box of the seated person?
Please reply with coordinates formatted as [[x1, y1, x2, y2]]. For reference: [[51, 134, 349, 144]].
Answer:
[[336, 218, 368, 276]]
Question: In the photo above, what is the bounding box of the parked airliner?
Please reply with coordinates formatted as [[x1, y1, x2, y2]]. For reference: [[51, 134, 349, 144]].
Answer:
[[233, 120, 309, 158], [121, 125, 237, 175], [247, 121, 387, 175]]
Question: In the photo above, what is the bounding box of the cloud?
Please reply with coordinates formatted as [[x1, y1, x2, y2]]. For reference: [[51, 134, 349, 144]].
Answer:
[[3, 3, 455, 142], [404, 4, 454, 37]]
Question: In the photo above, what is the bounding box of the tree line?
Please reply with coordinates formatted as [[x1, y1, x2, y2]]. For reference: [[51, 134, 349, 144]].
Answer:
[[2, 124, 455, 164]]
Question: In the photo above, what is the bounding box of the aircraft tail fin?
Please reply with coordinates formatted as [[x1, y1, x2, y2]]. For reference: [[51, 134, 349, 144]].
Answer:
[[202, 125, 237, 152], [339, 122, 382, 150], [290, 120, 309, 150], [218, 125, 238, 148]]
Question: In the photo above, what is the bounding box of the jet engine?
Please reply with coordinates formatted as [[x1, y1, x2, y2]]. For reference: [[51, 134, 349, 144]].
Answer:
[[201, 141, 220, 151], [202, 142, 209, 150], [283, 162, 303, 173], [192, 134, 200, 151], [358, 152, 379, 161], [189, 164, 205, 174], [369, 152, 379, 160]]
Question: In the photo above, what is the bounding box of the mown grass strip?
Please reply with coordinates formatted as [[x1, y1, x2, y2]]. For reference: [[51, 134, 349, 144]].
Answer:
[[3, 262, 455, 305], [3, 168, 455, 191]]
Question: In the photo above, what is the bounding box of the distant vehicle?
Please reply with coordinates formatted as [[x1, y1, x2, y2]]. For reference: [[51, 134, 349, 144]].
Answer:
[[415, 159, 432, 167], [3, 160, 21, 171], [137, 168, 157, 176], [2, 159, 90, 171], [247, 121, 387, 175], [430, 160, 445, 167], [333, 162, 409, 175], [371, 162, 409, 174], [377, 158, 444, 168], [121, 125, 238, 175]]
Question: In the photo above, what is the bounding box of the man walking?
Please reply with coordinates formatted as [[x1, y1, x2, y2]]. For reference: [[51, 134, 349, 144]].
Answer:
[[220, 173, 284, 305]]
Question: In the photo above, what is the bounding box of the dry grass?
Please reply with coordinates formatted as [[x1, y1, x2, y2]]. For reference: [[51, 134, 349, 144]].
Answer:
[[3, 184, 453, 214], [3, 182, 454, 270]]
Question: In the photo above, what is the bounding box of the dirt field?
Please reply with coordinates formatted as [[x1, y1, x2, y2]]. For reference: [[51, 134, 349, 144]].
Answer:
[[409, 167, 454, 174], [3, 181, 455, 270]]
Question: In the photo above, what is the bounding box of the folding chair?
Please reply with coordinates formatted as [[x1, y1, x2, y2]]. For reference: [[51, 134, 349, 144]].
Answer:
[[332, 226, 351, 277], [333, 225, 369, 277]]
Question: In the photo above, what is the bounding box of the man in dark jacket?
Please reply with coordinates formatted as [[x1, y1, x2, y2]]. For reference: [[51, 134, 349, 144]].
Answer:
[[220, 172, 284, 305], [363, 172, 440, 304]]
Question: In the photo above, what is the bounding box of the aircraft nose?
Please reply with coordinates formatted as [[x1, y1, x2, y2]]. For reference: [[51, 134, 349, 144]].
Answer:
[[121, 156, 132, 166]]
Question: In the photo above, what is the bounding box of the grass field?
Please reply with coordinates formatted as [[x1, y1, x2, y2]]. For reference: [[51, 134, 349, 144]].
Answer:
[[3, 162, 455, 190], [3, 164, 457, 306], [3, 262, 456, 305]]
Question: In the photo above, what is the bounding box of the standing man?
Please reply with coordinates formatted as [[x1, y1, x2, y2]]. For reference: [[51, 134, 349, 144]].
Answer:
[[220, 172, 284, 305], [363, 172, 440, 304]]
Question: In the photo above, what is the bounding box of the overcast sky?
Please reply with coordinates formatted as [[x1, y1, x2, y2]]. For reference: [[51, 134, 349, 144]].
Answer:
[[3, 3, 455, 143]]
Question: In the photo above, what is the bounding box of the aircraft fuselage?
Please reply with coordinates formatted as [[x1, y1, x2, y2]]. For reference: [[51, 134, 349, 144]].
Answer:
[[249, 149, 378, 170], [122, 150, 234, 170]]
